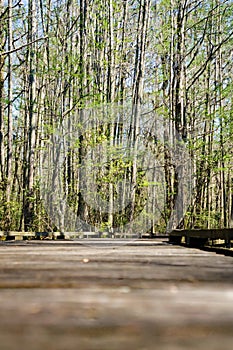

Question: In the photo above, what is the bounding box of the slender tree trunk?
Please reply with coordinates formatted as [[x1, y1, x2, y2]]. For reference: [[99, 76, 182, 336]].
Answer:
[[130, 0, 151, 226], [0, 0, 5, 183], [24, 0, 37, 230], [77, 0, 88, 227], [119, 0, 128, 103], [107, 0, 115, 231], [218, 45, 227, 228], [6, 0, 13, 203]]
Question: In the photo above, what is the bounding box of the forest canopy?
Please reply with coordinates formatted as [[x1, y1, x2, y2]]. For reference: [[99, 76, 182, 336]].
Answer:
[[0, 0, 232, 233]]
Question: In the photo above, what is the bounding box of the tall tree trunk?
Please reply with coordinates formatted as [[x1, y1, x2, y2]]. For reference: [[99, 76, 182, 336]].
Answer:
[[107, 0, 115, 231], [130, 0, 151, 226], [6, 0, 13, 201], [0, 0, 5, 183], [2, 0, 13, 229], [77, 0, 88, 228], [216, 5, 227, 228], [24, 0, 37, 230]]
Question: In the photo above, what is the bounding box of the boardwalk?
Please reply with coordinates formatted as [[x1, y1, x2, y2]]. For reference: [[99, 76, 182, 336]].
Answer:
[[0, 239, 233, 350]]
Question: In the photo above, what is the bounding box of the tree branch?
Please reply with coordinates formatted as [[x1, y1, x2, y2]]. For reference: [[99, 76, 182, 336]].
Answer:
[[0, 36, 48, 57]]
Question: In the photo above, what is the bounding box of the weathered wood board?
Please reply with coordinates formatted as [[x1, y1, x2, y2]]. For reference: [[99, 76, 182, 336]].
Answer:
[[0, 239, 233, 350], [169, 228, 233, 248]]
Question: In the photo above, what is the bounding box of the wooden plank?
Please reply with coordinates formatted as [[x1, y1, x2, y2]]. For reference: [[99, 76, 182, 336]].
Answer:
[[35, 232, 63, 239], [170, 228, 233, 239], [0, 231, 140, 241], [1, 231, 36, 241], [169, 228, 233, 247], [0, 239, 233, 350]]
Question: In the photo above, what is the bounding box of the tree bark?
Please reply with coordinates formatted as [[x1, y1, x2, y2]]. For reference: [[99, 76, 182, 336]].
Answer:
[[6, 0, 13, 203], [0, 0, 5, 183], [24, 0, 37, 230]]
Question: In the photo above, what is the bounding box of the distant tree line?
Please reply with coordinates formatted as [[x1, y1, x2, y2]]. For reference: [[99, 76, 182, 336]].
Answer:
[[0, 0, 232, 233]]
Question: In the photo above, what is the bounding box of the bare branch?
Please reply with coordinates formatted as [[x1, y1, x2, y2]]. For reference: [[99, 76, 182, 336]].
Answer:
[[187, 30, 233, 90], [0, 36, 48, 57]]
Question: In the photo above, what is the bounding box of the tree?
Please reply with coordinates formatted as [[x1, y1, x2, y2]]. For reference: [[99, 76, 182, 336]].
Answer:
[[0, 0, 232, 233], [0, 0, 6, 184]]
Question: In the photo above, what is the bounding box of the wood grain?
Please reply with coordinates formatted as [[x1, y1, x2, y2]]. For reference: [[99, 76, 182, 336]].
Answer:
[[0, 239, 233, 350]]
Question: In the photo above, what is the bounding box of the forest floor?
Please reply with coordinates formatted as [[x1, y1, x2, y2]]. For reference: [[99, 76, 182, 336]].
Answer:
[[0, 239, 233, 350]]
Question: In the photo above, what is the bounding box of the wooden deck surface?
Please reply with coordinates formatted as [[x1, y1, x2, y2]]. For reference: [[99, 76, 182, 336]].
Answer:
[[0, 239, 233, 350]]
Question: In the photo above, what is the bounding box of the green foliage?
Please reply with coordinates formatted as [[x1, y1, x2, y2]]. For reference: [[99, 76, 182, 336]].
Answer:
[[0, 0, 232, 233], [0, 198, 22, 231]]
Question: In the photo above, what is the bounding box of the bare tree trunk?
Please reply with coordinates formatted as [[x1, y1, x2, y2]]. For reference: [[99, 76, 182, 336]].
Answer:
[[0, 0, 5, 183], [6, 0, 13, 202], [107, 0, 115, 231], [130, 0, 151, 226], [24, 0, 37, 230], [119, 0, 128, 103], [217, 17, 227, 228], [173, 0, 187, 140], [77, 0, 88, 227]]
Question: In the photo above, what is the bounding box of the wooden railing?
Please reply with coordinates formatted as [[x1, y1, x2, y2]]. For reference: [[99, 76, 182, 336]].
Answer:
[[169, 228, 233, 249], [0, 231, 141, 241]]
